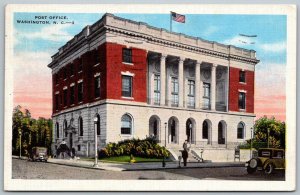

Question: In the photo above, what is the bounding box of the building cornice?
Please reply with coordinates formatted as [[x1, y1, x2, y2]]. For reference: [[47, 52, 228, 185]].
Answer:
[[48, 13, 260, 69]]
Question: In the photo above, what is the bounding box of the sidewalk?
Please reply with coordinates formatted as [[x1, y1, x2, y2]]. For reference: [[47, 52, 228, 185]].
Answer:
[[13, 156, 245, 172]]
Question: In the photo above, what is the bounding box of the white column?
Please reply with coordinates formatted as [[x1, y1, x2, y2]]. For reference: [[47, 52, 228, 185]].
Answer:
[[195, 61, 201, 109], [178, 58, 184, 107], [211, 64, 217, 110], [160, 55, 166, 106]]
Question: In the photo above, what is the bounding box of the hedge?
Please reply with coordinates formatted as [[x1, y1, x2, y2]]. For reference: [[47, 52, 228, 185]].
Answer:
[[98, 137, 170, 159]]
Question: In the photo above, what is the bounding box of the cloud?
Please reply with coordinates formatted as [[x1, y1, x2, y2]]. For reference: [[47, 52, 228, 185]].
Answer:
[[202, 26, 218, 37], [222, 35, 255, 47], [15, 24, 73, 42], [259, 41, 286, 53]]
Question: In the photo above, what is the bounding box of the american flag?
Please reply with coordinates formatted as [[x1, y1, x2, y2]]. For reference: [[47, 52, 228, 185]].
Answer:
[[171, 12, 185, 23]]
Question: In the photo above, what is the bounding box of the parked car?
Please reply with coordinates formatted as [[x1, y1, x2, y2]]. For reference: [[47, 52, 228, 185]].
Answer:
[[29, 147, 48, 162], [245, 148, 285, 174]]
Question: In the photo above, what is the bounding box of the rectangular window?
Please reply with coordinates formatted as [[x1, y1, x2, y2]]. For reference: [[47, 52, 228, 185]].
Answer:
[[171, 77, 179, 106], [95, 50, 100, 64], [55, 74, 58, 85], [70, 86, 75, 105], [94, 76, 100, 98], [203, 83, 210, 109], [78, 82, 83, 102], [154, 75, 160, 104], [188, 80, 195, 107], [63, 89, 67, 106], [122, 48, 132, 63], [78, 59, 83, 72], [239, 70, 246, 83], [77, 145, 81, 151], [63, 68, 67, 79], [122, 76, 132, 97], [55, 94, 59, 110], [70, 64, 74, 76], [239, 92, 246, 109]]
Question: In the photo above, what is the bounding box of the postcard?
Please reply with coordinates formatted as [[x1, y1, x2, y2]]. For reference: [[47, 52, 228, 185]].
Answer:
[[4, 4, 296, 191]]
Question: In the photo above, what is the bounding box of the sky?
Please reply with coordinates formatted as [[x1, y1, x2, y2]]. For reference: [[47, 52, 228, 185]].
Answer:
[[12, 12, 287, 121]]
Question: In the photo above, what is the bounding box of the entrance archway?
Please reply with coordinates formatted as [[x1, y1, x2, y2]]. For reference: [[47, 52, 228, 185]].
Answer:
[[218, 120, 227, 144], [186, 118, 196, 144], [202, 119, 212, 144], [149, 115, 161, 141], [168, 116, 179, 144]]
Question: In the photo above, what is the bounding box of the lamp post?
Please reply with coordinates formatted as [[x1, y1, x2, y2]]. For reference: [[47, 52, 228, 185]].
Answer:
[[162, 122, 167, 167], [189, 123, 192, 145], [18, 128, 22, 159], [267, 128, 270, 148], [250, 127, 253, 159], [93, 117, 98, 168]]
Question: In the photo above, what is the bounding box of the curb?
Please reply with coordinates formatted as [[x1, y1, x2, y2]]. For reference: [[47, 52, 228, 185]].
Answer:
[[13, 156, 245, 172]]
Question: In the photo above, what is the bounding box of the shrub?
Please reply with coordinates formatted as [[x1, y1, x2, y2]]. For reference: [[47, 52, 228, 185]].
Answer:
[[98, 137, 170, 159]]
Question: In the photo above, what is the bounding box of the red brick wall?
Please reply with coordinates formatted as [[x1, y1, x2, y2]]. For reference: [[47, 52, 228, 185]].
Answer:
[[52, 42, 147, 115], [105, 42, 147, 102], [228, 67, 254, 113]]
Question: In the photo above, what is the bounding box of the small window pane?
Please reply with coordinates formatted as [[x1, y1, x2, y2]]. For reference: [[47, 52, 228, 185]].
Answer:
[[122, 76, 132, 97], [95, 76, 100, 98], [78, 82, 83, 102], [239, 71, 246, 83], [239, 92, 246, 109], [121, 114, 132, 134], [237, 122, 244, 139], [122, 48, 132, 63]]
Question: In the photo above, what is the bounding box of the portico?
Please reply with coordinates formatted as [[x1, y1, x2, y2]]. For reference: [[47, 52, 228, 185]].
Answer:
[[147, 52, 229, 112]]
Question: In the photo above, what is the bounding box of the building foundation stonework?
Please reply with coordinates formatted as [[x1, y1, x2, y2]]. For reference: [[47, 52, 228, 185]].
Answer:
[[48, 13, 259, 162]]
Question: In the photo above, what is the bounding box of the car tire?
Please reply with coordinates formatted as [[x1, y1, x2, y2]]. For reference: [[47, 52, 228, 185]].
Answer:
[[265, 163, 274, 174], [247, 167, 256, 174]]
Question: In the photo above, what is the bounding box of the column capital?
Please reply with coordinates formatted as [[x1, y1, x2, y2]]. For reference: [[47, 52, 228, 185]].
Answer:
[[178, 57, 185, 63], [160, 54, 167, 59], [212, 63, 218, 68], [196, 60, 202, 65]]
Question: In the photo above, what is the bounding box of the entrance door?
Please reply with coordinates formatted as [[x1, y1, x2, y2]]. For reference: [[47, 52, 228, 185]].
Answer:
[[186, 119, 192, 143], [171, 120, 176, 143], [69, 133, 73, 149], [218, 122, 225, 144]]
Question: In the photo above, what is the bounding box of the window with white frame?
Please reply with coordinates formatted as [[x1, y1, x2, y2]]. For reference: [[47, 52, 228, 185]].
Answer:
[[203, 82, 210, 109], [94, 76, 100, 98], [239, 70, 246, 83], [122, 48, 132, 63], [237, 122, 245, 139], [154, 75, 160, 104], [187, 80, 195, 107], [121, 114, 132, 135], [239, 92, 246, 110], [78, 82, 83, 103], [70, 86, 75, 105], [78, 117, 83, 136], [122, 75, 132, 97], [171, 77, 179, 106]]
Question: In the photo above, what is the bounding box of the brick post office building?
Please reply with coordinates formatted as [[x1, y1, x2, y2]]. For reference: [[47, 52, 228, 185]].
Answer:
[[48, 13, 259, 161]]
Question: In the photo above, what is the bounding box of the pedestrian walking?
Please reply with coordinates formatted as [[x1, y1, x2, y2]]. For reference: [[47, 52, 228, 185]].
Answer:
[[182, 140, 190, 166]]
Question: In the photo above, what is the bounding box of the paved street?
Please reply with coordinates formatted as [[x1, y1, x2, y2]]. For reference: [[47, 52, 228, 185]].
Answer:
[[12, 158, 284, 180]]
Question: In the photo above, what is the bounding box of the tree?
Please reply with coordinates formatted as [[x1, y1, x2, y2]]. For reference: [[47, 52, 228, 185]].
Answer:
[[12, 105, 53, 156], [254, 116, 285, 149]]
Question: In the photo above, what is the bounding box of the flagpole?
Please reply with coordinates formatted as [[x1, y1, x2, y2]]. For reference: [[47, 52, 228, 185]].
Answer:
[[170, 11, 172, 32]]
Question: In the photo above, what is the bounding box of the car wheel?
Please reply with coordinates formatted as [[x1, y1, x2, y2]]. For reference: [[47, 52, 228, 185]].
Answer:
[[265, 163, 274, 174], [247, 167, 256, 174]]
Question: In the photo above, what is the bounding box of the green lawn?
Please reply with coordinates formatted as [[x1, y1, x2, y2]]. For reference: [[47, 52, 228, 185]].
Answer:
[[79, 155, 168, 163], [100, 155, 167, 163]]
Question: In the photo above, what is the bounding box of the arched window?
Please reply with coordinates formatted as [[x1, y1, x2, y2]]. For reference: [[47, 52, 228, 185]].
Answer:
[[78, 117, 83, 136], [96, 114, 100, 135], [202, 121, 208, 139], [237, 122, 245, 139], [56, 122, 59, 138], [63, 120, 67, 138], [121, 114, 132, 135]]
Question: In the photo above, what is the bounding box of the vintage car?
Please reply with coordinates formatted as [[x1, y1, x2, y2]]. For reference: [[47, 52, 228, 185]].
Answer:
[[245, 148, 285, 174], [29, 147, 48, 162]]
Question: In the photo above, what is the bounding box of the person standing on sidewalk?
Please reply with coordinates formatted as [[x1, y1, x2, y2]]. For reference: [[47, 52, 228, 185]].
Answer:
[[182, 140, 190, 166]]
